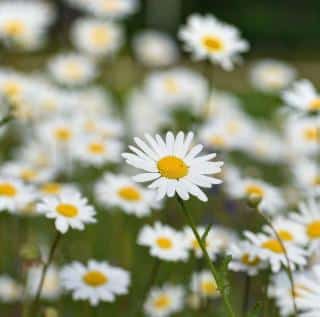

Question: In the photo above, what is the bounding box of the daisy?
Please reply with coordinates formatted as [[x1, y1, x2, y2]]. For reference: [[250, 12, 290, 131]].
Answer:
[[122, 131, 224, 202], [283, 79, 320, 112], [95, 173, 160, 217], [0, 275, 22, 303], [244, 231, 308, 272], [133, 30, 179, 67], [71, 18, 123, 57], [228, 240, 267, 276], [60, 260, 130, 306], [48, 53, 97, 87], [37, 190, 96, 234], [137, 222, 189, 262], [144, 284, 184, 317], [250, 59, 297, 93], [190, 270, 220, 299], [178, 14, 249, 70], [38, 182, 78, 198]]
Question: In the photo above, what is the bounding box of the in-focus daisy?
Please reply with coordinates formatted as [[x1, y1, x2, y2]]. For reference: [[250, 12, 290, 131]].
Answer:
[[37, 191, 96, 234], [190, 270, 220, 299], [250, 59, 297, 93], [95, 173, 160, 217], [244, 231, 308, 272], [179, 14, 249, 70], [283, 79, 320, 112], [138, 222, 189, 262], [0, 275, 22, 303], [60, 260, 130, 306], [144, 284, 184, 317], [122, 131, 224, 202]]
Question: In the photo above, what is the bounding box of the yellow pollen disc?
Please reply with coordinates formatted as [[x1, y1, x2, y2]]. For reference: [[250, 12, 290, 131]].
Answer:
[[83, 270, 108, 287], [163, 78, 179, 94], [313, 175, 320, 186], [65, 63, 83, 80], [303, 127, 317, 141], [277, 230, 294, 242], [117, 186, 141, 201], [4, 20, 25, 36], [245, 184, 265, 198], [3, 82, 21, 98], [88, 142, 105, 155], [157, 156, 188, 179], [202, 35, 224, 52], [154, 294, 171, 309], [261, 239, 284, 254], [90, 26, 110, 46], [54, 127, 72, 141], [226, 121, 240, 134], [20, 169, 37, 182], [192, 239, 208, 250], [210, 135, 225, 147], [201, 281, 218, 295], [307, 220, 320, 239], [55, 203, 78, 218], [41, 183, 62, 195], [292, 284, 310, 298], [309, 98, 320, 111], [156, 237, 173, 250], [0, 183, 17, 197], [241, 254, 261, 266], [103, 0, 120, 11]]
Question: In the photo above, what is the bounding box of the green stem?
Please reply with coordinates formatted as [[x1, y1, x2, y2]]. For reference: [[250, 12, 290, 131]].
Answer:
[[0, 114, 13, 127], [242, 275, 250, 317], [177, 196, 236, 317]]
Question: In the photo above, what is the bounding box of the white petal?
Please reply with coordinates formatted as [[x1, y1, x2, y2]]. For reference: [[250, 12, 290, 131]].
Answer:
[[133, 173, 160, 182]]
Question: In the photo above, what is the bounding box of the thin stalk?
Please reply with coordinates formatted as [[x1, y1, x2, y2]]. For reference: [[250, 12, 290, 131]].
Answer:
[[31, 231, 62, 317], [177, 197, 235, 317], [242, 275, 250, 317], [258, 211, 298, 317]]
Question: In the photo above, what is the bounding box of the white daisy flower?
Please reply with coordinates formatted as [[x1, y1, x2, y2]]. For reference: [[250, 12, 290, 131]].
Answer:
[[283, 79, 320, 112], [37, 191, 96, 234], [133, 30, 179, 68], [178, 14, 249, 70], [138, 222, 189, 262], [144, 284, 184, 317], [71, 18, 123, 58], [228, 240, 267, 276], [60, 260, 130, 306], [95, 173, 160, 217], [250, 59, 297, 93], [122, 131, 224, 202], [48, 53, 97, 87], [190, 270, 220, 299], [244, 231, 308, 272], [0, 275, 22, 303], [38, 182, 78, 197]]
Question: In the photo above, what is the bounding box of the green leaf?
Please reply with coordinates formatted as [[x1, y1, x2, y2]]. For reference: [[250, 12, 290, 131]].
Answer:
[[246, 301, 263, 317], [201, 223, 212, 242], [216, 254, 232, 297]]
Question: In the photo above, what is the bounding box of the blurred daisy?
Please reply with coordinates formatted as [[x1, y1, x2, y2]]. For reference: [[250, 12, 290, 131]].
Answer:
[[48, 53, 97, 87], [229, 240, 267, 276], [179, 14, 249, 70], [71, 18, 123, 57], [244, 231, 308, 272], [144, 284, 184, 317], [138, 222, 189, 262], [283, 79, 320, 112], [95, 173, 160, 217], [37, 191, 96, 234], [61, 260, 130, 306], [0, 275, 22, 303], [133, 30, 179, 67], [122, 131, 224, 202], [250, 59, 296, 93], [38, 182, 77, 197], [190, 270, 220, 299]]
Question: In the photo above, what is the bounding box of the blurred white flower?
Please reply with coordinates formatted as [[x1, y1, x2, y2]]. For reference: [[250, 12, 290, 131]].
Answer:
[[190, 270, 220, 299], [0, 275, 22, 303]]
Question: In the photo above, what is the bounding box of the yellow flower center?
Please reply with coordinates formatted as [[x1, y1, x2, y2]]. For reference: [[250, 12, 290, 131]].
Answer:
[[277, 230, 294, 242], [292, 284, 310, 298], [0, 183, 17, 197], [153, 294, 171, 309], [313, 175, 320, 186], [117, 186, 141, 201], [55, 203, 78, 218], [210, 135, 225, 147], [163, 78, 179, 94], [201, 280, 218, 295], [88, 142, 105, 155], [261, 239, 284, 254], [2, 81, 21, 99], [54, 127, 72, 141], [41, 183, 62, 195], [309, 98, 320, 111], [83, 270, 108, 287], [307, 220, 320, 239], [4, 20, 25, 36], [303, 127, 318, 141], [65, 62, 83, 80], [103, 0, 120, 11], [245, 184, 265, 198], [226, 121, 240, 134], [156, 237, 173, 250], [157, 156, 188, 179], [202, 35, 224, 52], [90, 26, 110, 47], [241, 254, 261, 266], [192, 239, 208, 251], [20, 169, 37, 182]]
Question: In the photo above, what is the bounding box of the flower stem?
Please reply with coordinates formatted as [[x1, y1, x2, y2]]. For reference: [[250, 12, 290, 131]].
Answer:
[[31, 231, 61, 317], [242, 275, 250, 316], [258, 211, 298, 317], [176, 196, 236, 317]]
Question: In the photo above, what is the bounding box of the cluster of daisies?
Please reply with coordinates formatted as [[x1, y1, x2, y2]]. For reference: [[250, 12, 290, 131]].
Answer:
[[1, 1, 320, 317]]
